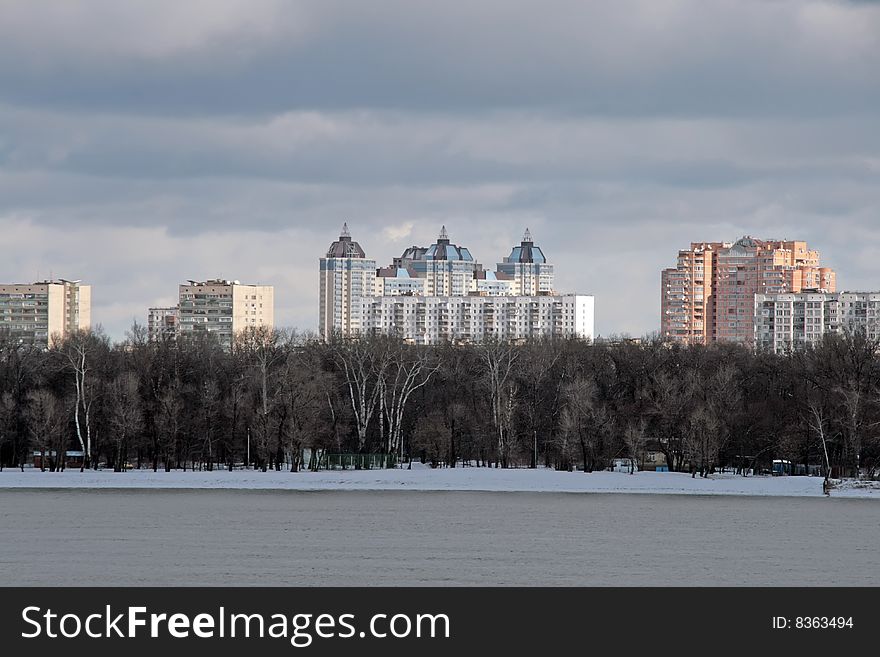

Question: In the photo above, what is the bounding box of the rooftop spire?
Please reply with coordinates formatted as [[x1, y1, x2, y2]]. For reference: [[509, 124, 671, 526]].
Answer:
[[326, 224, 366, 258], [439, 225, 449, 241], [522, 228, 533, 243]]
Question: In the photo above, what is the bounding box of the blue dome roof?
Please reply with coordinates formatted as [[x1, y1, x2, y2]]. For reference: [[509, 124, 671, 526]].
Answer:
[[423, 226, 474, 262], [506, 228, 546, 263]]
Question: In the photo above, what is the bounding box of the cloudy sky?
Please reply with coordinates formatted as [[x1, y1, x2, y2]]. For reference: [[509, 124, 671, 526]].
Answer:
[[1, 0, 878, 339]]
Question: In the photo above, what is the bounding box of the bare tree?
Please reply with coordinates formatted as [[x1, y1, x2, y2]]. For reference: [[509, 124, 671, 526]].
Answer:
[[55, 330, 107, 470], [108, 372, 142, 472], [236, 326, 287, 470], [623, 419, 646, 474], [380, 342, 441, 459], [330, 335, 391, 455], [155, 377, 183, 472], [0, 392, 16, 471], [516, 339, 562, 468], [24, 389, 65, 472], [561, 376, 612, 473], [478, 339, 519, 468], [411, 409, 451, 468]]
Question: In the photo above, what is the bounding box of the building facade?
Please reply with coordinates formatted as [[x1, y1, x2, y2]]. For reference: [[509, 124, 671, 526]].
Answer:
[[363, 294, 594, 345], [405, 226, 478, 297], [660, 241, 721, 345], [662, 236, 836, 345], [147, 306, 180, 342], [178, 279, 274, 347], [755, 291, 880, 353], [496, 228, 555, 295], [320, 225, 594, 343], [319, 224, 376, 341], [0, 279, 91, 347], [374, 267, 427, 297]]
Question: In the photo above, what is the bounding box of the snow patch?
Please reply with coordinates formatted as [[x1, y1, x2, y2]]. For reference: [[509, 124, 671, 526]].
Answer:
[[1, 467, 878, 498]]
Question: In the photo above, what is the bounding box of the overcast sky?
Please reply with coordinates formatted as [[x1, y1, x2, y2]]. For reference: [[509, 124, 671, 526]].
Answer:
[[1, 0, 878, 339]]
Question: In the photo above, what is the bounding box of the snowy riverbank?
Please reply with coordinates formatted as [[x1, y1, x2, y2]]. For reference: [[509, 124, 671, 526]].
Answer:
[[0, 466, 878, 498]]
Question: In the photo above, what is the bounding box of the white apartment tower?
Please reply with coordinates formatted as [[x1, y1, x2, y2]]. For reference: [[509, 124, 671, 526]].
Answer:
[[405, 226, 478, 297], [496, 228, 555, 295], [0, 279, 91, 347], [319, 224, 376, 341]]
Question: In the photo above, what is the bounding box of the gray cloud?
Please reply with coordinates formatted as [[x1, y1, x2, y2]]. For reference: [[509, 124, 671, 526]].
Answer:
[[0, 0, 878, 339], [0, 1, 878, 117]]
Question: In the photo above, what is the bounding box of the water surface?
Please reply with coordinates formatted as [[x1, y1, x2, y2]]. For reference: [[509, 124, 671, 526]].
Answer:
[[0, 490, 876, 586]]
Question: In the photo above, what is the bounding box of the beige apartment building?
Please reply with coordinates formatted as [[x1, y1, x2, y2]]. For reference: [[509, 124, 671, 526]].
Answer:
[[662, 237, 836, 345], [178, 279, 274, 347], [0, 279, 91, 347]]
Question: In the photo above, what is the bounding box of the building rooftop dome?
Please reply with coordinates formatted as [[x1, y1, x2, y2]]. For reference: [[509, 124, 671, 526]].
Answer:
[[423, 225, 474, 261], [734, 236, 759, 249], [326, 223, 366, 258], [506, 228, 546, 264]]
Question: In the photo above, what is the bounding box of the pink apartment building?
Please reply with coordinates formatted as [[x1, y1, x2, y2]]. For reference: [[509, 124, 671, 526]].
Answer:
[[661, 236, 836, 345]]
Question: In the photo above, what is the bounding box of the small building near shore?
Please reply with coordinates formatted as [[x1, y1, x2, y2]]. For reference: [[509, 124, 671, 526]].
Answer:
[[33, 450, 85, 470], [611, 458, 639, 473]]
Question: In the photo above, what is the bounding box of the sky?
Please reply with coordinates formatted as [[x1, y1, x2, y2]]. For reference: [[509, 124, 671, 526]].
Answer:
[[1, 0, 878, 340]]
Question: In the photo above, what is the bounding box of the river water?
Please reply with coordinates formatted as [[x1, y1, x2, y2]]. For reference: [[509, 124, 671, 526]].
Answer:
[[0, 490, 876, 586]]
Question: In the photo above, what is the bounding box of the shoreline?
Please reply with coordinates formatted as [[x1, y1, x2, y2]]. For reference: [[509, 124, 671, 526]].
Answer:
[[0, 467, 877, 499]]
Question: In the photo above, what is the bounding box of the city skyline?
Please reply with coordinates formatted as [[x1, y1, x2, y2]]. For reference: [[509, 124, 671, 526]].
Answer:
[[7, 225, 876, 347], [1, 1, 878, 340]]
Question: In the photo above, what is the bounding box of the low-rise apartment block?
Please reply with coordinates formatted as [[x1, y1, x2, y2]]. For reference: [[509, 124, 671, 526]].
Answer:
[[363, 294, 594, 345], [755, 291, 880, 353]]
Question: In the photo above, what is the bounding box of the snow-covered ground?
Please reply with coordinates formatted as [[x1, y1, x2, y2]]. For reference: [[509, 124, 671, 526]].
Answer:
[[0, 465, 878, 498]]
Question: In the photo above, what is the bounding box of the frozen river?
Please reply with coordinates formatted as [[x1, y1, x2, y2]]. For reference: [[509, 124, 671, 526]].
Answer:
[[0, 490, 877, 586]]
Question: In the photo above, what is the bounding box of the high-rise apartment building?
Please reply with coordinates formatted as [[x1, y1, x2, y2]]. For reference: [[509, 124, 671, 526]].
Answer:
[[662, 237, 836, 345], [178, 279, 274, 347], [660, 242, 722, 345], [319, 224, 376, 341], [321, 225, 594, 343], [402, 226, 478, 297], [755, 291, 880, 353], [496, 228, 555, 295], [0, 279, 91, 347], [147, 306, 180, 342]]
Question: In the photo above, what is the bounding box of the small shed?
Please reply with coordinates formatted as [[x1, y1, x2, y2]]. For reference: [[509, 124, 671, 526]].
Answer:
[[33, 450, 85, 469]]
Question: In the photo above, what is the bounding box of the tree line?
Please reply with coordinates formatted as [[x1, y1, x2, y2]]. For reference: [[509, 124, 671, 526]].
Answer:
[[0, 325, 878, 479]]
